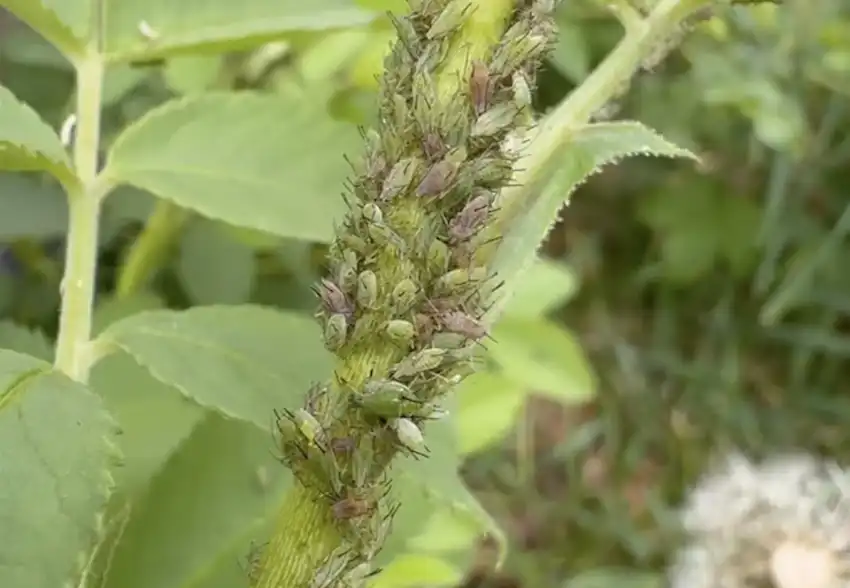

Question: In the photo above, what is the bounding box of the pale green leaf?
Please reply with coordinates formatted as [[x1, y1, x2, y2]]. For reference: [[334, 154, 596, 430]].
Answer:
[[504, 256, 578, 318], [103, 92, 361, 242], [176, 218, 256, 305], [486, 121, 697, 323], [101, 0, 376, 62], [93, 305, 333, 429], [0, 84, 77, 189], [490, 317, 596, 403], [0, 0, 86, 58], [0, 349, 116, 588], [369, 554, 462, 588], [381, 415, 506, 569], [90, 352, 204, 493], [455, 371, 526, 456], [0, 320, 54, 360], [96, 413, 290, 588], [551, 19, 590, 83]]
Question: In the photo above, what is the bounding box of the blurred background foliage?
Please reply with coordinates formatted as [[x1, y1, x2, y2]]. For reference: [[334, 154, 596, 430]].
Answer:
[[1, 0, 849, 586]]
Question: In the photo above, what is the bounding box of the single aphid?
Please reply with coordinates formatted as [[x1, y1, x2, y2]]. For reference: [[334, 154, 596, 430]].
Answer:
[[426, 239, 451, 275], [361, 202, 384, 225], [426, 0, 469, 40], [385, 319, 415, 345], [391, 417, 429, 457], [469, 59, 491, 116], [324, 313, 348, 351], [471, 102, 519, 137], [434, 267, 489, 296], [367, 223, 407, 251], [380, 157, 419, 201], [439, 310, 487, 340], [422, 131, 446, 161], [417, 158, 458, 198], [391, 278, 419, 313], [363, 379, 413, 398], [315, 278, 353, 317], [448, 192, 492, 244], [392, 348, 446, 378], [356, 270, 378, 309], [332, 496, 376, 520]]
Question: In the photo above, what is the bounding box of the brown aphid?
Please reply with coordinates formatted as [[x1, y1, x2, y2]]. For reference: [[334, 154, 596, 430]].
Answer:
[[448, 191, 492, 244], [417, 158, 458, 197], [332, 496, 376, 521], [414, 312, 436, 342], [421, 131, 446, 161], [330, 436, 357, 456], [314, 278, 353, 317], [439, 310, 488, 340], [469, 59, 491, 116]]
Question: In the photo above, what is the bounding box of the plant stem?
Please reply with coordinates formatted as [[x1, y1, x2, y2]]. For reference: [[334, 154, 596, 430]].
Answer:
[[115, 201, 190, 299], [490, 0, 702, 239], [54, 53, 107, 382]]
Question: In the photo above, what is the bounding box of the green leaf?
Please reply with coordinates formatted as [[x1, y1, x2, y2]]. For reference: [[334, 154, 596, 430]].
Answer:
[[96, 413, 290, 588], [504, 256, 578, 318], [162, 56, 224, 95], [485, 121, 697, 323], [0, 0, 87, 58], [90, 352, 204, 494], [0, 320, 54, 360], [551, 18, 590, 83], [103, 92, 361, 242], [92, 305, 333, 429], [101, 0, 376, 62], [381, 415, 505, 570], [455, 371, 526, 456], [0, 349, 117, 588], [176, 218, 257, 305], [0, 84, 77, 189], [489, 317, 596, 403], [92, 291, 167, 336], [370, 554, 462, 588]]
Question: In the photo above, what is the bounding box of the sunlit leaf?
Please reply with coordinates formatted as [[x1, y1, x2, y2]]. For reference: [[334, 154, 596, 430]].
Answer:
[[0, 320, 54, 360], [103, 92, 361, 242], [455, 371, 526, 456], [369, 554, 462, 588]]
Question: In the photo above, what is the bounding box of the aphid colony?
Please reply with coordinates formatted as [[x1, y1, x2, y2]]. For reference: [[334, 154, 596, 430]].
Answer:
[[253, 1, 558, 586]]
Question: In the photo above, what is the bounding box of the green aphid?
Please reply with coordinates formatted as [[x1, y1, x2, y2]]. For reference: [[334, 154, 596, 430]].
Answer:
[[361, 202, 384, 224], [391, 278, 419, 313], [426, 239, 451, 276], [434, 266, 489, 296], [324, 313, 348, 351], [471, 102, 519, 138], [385, 319, 415, 345], [356, 270, 378, 309], [367, 223, 407, 251], [426, 0, 469, 40], [353, 389, 426, 420], [392, 348, 446, 378], [288, 408, 326, 448]]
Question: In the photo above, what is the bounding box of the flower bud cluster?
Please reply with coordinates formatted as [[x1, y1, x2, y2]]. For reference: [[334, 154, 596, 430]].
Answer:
[[265, 0, 558, 583]]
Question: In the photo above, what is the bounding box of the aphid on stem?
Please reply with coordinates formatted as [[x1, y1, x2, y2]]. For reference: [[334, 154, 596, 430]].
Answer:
[[469, 59, 492, 116], [315, 278, 354, 318]]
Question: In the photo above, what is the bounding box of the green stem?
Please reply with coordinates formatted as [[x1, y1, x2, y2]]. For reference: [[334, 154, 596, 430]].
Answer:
[[487, 0, 702, 247], [253, 2, 518, 586], [54, 53, 109, 382], [115, 200, 190, 299]]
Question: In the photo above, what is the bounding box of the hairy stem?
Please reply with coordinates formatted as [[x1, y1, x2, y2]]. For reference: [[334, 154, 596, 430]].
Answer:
[[54, 53, 109, 382], [252, 1, 518, 585], [116, 201, 190, 299]]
